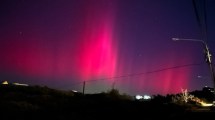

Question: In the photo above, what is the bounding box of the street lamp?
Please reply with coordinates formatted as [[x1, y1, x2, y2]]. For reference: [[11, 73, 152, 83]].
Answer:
[[172, 38, 215, 103]]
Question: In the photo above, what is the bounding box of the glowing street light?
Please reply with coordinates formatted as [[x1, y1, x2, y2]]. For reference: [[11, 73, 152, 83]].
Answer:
[[172, 38, 215, 103]]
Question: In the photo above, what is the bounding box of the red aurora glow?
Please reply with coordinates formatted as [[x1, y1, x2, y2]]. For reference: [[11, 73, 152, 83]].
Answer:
[[0, 0, 211, 95], [76, 3, 117, 80]]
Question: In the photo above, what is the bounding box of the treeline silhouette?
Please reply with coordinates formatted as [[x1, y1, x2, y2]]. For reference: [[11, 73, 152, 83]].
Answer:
[[0, 85, 213, 120]]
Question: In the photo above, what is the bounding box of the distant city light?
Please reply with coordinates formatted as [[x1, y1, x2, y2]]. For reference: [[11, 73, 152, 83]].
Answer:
[[200, 102, 213, 107], [135, 95, 143, 100], [135, 95, 151, 100], [2, 81, 8, 85], [72, 90, 78, 92], [13, 83, 29, 86], [143, 95, 151, 100]]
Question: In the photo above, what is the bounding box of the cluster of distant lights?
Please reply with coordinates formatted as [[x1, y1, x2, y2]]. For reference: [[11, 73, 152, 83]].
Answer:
[[1, 81, 29, 86], [204, 86, 214, 93], [71, 90, 152, 101], [135, 95, 151, 100]]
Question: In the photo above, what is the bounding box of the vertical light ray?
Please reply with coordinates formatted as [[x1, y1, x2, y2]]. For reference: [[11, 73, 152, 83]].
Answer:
[[75, 1, 117, 82]]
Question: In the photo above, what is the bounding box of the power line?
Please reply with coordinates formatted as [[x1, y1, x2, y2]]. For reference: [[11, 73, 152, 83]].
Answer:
[[90, 63, 202, 81], [70, 63, 202, 86], [192, 0, 208, 42], [203, 0, 208, 42], [192, 0, 202, 33]]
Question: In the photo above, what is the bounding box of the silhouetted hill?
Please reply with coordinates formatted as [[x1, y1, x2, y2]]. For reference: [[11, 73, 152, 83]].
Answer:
[[190, 86, 214, 102], [0, 85, 214, 120]]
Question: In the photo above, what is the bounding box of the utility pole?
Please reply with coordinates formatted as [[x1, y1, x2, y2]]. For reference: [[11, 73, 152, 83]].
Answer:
[[172, 38, 215, 103], [83, 81, 86, 95], [112, 81, 115, 90], [204, 44, 215, 102]]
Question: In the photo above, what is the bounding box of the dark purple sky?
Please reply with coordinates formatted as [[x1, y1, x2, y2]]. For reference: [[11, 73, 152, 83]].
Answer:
[[0, 0, 215, 95]]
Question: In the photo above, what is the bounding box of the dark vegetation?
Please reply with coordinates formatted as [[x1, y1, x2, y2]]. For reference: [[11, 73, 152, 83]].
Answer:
[[0, 85, 214, 120]]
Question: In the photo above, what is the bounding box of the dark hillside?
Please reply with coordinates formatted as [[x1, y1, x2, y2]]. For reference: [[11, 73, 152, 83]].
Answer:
[[0, 85, 213, 120]]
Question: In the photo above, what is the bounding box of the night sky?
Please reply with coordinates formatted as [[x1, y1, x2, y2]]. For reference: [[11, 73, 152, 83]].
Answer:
[[0, 0, 215, 95]]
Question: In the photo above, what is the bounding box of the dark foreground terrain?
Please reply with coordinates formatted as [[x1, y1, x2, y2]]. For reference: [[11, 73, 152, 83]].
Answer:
[[0, 85, 214, 120]]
